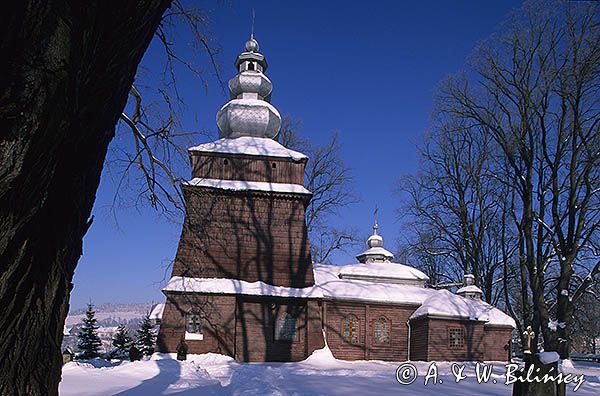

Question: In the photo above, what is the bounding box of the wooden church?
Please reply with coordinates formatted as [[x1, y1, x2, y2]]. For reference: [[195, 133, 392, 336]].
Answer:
[[156, 37, 515, 362]]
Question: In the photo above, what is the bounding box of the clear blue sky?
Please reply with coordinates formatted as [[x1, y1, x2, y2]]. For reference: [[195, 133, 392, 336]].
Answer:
[[71, 0, 524, 309]]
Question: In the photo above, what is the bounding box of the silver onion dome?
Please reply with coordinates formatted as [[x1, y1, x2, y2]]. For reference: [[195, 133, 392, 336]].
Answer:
[[356, 221, 394, 263], [217, 38, 281, 139]]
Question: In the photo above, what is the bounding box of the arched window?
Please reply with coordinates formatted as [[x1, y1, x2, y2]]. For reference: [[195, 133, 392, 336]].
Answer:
[[275, 313, 297, 341], [373, 316, 390, 345], [342, 315, 359, 344]]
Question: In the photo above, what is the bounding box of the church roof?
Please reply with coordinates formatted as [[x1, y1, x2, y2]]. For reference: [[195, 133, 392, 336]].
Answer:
[[313, 264, 433, 304], [149, 303, 165, 321], [337, 261, 429, 284], [456, 285, 484, 295], [189, 136, 307, 160], [163, 276, 319, 299], [185, 178, 311, 195], [162, 266, 515, 328], [409, 289, 516, 327]]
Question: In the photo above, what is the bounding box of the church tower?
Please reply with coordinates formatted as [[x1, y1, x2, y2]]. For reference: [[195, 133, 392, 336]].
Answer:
[[170, 36, 315, 288], [157, 37, 324, 361]]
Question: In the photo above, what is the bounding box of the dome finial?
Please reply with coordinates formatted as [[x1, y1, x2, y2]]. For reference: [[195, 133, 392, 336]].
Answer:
[[373, 206, 379, 235], [251, 8, 255, 40], [366, 207, 383, 249]]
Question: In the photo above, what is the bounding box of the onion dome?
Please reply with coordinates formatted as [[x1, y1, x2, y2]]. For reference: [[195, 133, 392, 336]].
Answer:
[[217, 37, 281, 139], [356, 221, 394, 264]]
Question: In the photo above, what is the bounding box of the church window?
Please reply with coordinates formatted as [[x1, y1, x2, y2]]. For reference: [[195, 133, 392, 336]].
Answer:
[[223, 158, 229, 165], [185, 312, 203, 340], [342, 315, 359, 344], [275, 313, 297, 341], [448, 328, 464, 348], [186, 313, 202, 333], [272, 162, 277, 169], [248, 62, 255, 71], [373, 316, 390, 345]]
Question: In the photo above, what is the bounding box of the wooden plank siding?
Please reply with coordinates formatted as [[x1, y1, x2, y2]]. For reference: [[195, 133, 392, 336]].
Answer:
[[324, 300, 419, 361], [191, 152, 305, 185]]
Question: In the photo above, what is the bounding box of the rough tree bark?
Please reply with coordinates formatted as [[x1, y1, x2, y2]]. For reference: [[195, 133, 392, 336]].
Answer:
[[0, 1, 170, 395]]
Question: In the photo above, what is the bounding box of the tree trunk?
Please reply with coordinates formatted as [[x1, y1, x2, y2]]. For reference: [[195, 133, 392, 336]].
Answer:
[[0, 1, 170, 395]]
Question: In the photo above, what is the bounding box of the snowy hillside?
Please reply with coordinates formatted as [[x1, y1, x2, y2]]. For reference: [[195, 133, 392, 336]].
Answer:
[[63, 302, 160, 354], [65, 303, 155, 327], [59, 349, 600, 395]]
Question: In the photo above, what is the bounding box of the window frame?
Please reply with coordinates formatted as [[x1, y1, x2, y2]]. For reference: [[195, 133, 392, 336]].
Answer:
[[372, 316, 391, 346], [342, 314, 360, 345], [274, 312, 298, 342], [185, 312, 203, 341], [447, 327, 465, 349]]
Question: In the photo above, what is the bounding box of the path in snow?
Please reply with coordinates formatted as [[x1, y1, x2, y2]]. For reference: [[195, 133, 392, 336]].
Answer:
[[60, 350, 600, 396]]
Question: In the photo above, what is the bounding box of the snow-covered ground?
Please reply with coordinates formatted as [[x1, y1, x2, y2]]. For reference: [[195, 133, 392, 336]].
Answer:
[[60, 348, 600, 396]]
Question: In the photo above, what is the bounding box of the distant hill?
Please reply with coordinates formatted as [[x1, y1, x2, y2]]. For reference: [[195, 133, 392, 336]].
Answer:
[[65, 302, 155, 327], [63, 302, 162, 355]]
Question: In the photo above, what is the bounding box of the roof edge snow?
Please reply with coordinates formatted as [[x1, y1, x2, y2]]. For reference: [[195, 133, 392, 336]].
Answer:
[[184, 178, 311, 195], [188, 136, 307, 161], [163, 276, 321, 299]]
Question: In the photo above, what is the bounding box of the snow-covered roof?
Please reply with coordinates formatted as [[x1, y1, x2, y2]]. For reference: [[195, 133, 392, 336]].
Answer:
[[409, 289, 516, 327], [456, 285, 483, 295], [163, 266, 514, 328], [355, 246, 394, 261], [149, 303, 165, 320], [188, 137, 307, 161], [184, 178, 311, 195], [337, 261, 429, 284], [163, 276, 321, 298], [313, 264, 433, 304]]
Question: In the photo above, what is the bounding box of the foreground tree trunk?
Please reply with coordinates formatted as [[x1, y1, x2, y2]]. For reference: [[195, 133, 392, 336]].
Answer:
[[0, 2, 170, 395]]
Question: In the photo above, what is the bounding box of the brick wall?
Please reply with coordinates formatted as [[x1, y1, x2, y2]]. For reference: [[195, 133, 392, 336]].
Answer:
[[172, 186, 314, 288], [324, 300, 418, 361]]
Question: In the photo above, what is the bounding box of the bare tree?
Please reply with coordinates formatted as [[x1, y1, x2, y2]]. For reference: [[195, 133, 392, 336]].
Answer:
[[107, 1, 220, 219], [436, 0, 599, 357], [279, 115, 360, 263], [397, 115, 510, 304]]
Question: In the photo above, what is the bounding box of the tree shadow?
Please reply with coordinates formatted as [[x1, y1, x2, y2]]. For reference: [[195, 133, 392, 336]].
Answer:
[[157, 142, 322, 362], [113, 356, 234, 396], [112, 358, 181, 396]]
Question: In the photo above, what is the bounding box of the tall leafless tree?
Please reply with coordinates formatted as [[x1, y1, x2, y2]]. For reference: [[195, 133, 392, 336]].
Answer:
[[432, 0, 599, 357], [397, 115, 510, 304]]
